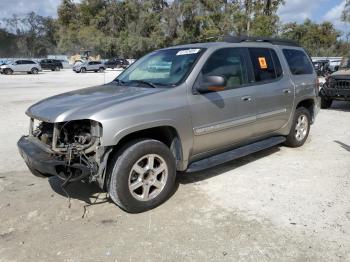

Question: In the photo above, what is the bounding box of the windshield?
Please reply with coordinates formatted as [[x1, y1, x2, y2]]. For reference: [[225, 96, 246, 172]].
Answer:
[[340, 57, 350, 69], [115, 48, 204, 87]]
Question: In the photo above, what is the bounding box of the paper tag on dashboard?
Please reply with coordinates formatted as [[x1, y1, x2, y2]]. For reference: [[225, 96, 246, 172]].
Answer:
[[176, 49, 201, 56]]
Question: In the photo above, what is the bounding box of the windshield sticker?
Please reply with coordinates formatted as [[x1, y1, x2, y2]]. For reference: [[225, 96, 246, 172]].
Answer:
[[176, 49, 201, 56], [258, 57, 268, 69]]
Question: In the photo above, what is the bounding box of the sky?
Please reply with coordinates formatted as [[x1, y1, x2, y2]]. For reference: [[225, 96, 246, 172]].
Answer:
[[0, 0, 348, 35]]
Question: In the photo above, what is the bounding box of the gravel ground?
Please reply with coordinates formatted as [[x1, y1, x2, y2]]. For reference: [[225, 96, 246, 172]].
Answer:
[[0, 70, 349, 262]]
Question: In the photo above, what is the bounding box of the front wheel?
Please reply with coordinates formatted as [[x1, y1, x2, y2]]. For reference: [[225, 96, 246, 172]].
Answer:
[[4, 68, 13, 75], [108, 139, 176, 213], [284, 107, 311, 148], [98, 67, 105, 73]]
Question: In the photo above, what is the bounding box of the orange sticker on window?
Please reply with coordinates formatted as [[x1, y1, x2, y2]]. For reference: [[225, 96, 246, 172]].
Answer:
[[258, 57, 268, 69]]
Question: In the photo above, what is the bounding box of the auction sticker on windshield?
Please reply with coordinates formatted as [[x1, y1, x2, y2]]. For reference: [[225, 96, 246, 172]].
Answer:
[[176, 49, 201, 56]]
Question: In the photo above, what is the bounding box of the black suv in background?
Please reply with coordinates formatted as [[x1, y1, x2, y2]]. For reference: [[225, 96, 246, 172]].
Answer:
[[40, 59, 63, 71], [104, 58, 129, 69]]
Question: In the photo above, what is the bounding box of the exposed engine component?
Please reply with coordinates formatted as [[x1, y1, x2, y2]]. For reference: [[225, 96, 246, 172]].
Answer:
[[30, 119, 104, 183]]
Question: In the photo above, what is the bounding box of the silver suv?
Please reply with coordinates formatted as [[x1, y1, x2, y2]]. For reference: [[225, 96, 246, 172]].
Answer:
[[0, 60, 41, 74], [18, 37, 319, 213], [73, 61, 105, 73]]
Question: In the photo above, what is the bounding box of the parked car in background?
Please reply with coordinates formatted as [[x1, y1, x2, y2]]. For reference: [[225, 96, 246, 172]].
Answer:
[[40, 59, 63, 71], [320, 56, 350, 108], [104, 58, 129, 69], [58, 59, 70, 69], [0, 59, 41, 74], [73, 61, 105, 73], [313, 60, 331, 77], [18, 37, 319, 213]]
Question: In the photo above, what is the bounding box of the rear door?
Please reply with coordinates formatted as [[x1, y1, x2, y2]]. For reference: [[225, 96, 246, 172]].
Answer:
[[248, 47, 294, 136], [188, 47, 257, 156], [282, 48, 316, 100]]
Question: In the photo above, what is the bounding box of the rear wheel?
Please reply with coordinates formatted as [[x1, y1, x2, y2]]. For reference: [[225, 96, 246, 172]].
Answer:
[[108, 139, 176, 213], [284, 107, 311, 148], [31, 68, 39, 74], [55, 66, 60, 71]]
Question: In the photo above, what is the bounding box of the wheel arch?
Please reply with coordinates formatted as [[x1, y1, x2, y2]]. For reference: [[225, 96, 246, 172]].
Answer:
[[102, 125, 184, 190], [295, 98, 316, 123], [109, 125, 184, 170]]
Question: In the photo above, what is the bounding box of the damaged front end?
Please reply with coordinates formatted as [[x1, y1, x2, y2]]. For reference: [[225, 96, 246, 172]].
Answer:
[[18, 118, 112, 188]]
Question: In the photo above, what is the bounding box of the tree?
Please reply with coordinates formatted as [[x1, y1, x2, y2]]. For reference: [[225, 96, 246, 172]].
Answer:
[[280, 19, 341, 56]]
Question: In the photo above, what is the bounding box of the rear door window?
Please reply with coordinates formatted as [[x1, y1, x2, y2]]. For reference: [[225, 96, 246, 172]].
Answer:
[[248, 48, 282, 82], [282, 49, 314, 75]]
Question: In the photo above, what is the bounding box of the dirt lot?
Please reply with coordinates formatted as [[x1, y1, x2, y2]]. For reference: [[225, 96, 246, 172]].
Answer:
[[0, 70, 349, 262]]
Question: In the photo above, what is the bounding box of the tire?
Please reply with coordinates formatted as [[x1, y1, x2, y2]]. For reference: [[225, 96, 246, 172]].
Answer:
[[31, 68, 39, 74], [108, 139, 176, 213], [4, 68, 13, 75], [80, 67, 86, 73], [98, 67, 105, 73], [55, 66, 60, 71], [321, 96, 332, 109], [284, 107, 311, 148]]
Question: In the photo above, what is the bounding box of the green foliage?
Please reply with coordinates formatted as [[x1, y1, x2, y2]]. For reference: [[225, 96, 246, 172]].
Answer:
[[0, 0, 349, 58], [281, 20, 343, 56]]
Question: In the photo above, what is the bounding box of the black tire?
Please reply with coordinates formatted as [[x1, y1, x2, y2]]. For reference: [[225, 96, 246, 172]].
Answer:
[[4, 68, 13, 75], [55, 66, 60, 71], [80, 67, 86, 73], [284, 107, 311, 148], [321, 96, 332, 109], [98, 67, 105, 73], [108, 139, 176, 213], [31, 68, 39, 74]]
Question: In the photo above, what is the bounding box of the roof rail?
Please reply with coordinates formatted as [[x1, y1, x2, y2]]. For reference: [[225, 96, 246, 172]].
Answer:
[[223, 36, 300, 47]]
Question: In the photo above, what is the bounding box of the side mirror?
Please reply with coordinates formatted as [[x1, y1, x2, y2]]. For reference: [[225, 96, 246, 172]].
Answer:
[[196, 75, 226, 93]]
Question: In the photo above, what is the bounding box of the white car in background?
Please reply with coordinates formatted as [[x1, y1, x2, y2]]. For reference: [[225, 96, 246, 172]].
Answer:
[[73, 61, 105, 73], [0, 60, 42, 74]]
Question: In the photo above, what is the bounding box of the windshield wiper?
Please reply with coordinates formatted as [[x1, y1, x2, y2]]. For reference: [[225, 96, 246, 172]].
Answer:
[[112, 79, 125, 85], [129, 80, 158, 88]]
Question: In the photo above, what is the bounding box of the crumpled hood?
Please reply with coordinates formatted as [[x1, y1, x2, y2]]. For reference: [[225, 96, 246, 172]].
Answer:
[[26, 83, 163, 122]]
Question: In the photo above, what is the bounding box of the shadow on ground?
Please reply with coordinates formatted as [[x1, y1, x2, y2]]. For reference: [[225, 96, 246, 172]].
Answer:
[[178, 146, 280, 184], [48, 176, 110, 206], [334, 140, 350, 152], [327, 101, 350, 112], [47, 145, 281, 208]]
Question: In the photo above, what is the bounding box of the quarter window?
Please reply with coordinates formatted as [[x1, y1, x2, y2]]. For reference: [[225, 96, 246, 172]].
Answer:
[[248, 48, 281, 82], [201, 48, 249, 90], [282, 49, 313, 75]]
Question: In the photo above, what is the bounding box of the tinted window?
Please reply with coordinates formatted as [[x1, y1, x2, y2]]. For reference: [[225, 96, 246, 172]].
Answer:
[[201, 48, 249, 90], [248, 48, 281, 82], [282, 49, 313, 75]]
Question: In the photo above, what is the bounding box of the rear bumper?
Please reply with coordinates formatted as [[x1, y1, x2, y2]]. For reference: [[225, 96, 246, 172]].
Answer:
[[17, 136, 91, 179]]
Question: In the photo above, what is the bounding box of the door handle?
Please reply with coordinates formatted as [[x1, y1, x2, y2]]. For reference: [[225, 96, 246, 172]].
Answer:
[[241, 96, 252, 102], [283, 89, 291, 94]]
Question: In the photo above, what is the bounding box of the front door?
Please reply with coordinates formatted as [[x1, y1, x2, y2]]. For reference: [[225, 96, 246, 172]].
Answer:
[[188, 48, 257, 156]]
